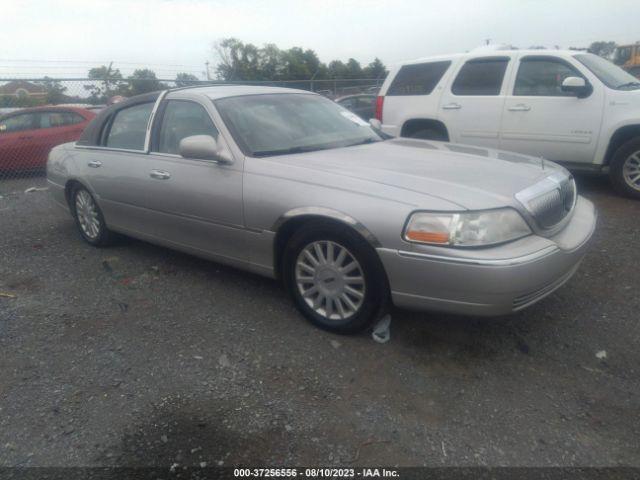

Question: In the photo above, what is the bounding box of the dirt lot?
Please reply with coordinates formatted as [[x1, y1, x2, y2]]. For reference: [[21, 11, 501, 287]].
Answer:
[[0, 175, 638, 468]]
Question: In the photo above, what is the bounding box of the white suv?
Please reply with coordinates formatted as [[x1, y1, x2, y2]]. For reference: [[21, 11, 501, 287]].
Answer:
[[375, 47, 640, 198]]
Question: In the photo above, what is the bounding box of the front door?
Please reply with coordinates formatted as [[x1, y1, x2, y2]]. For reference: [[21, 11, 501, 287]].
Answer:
[[145, 98, 245, 260], [438, 56, 512, 149], [500, 55, 604, 164]]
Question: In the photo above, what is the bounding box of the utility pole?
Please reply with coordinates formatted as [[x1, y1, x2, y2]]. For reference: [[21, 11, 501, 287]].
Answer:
[[205, 61, 211, 81], [485, 38, 491, 46]]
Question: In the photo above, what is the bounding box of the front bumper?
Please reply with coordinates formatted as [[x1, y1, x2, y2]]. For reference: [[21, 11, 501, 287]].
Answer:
[[377, 196, 596, 316]]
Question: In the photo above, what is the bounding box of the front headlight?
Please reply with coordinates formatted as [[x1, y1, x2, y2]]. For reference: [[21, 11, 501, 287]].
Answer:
[[403, 208, 531, 247]]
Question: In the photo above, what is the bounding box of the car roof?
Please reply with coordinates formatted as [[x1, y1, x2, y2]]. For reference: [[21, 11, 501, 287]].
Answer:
[[0, 105, 94, 120], [168, 84, 313, 100], [395, 49, 587, 67]]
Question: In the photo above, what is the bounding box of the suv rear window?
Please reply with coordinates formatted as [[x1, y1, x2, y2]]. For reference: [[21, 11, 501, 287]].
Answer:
[[451, 57, 509, 96], [387, 61, 451, 96]]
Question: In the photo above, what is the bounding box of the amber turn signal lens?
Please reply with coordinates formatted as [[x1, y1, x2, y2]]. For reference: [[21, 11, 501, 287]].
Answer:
[[405, 231, 450, 244]]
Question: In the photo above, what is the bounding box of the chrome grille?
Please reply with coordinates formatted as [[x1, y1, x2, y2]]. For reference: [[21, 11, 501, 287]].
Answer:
[[516, 173, 576, 231]]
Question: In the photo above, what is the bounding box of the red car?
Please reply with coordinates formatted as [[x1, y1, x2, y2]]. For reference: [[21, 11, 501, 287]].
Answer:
[[0, 106, 95, 172]]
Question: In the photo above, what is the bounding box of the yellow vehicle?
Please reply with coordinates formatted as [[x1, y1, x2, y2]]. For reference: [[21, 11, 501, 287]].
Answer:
[[614, 43, 640, 78]]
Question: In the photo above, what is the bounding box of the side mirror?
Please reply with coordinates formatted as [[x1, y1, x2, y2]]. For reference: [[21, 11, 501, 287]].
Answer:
[[561, 77, 591, 98], [369, 118, 382, 130], [178, 135, 232, 164]]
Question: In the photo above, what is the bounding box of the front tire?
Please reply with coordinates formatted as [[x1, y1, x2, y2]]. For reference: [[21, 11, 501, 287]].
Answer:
[[610, 137, 640, 199], [283, 222, 388, 333], [71, 186, 114, 246]]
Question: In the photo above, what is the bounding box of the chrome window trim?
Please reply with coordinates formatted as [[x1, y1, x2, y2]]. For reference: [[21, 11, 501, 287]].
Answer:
[[396, 245, 559, 266], [144, 90, 169, 152], [74, 145, 149, 155]]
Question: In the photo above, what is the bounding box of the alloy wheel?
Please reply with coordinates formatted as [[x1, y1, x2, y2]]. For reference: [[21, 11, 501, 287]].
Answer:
[[75, 190, 100, 239], [623, 151, 640, 192], [295, 240, 366, 321]]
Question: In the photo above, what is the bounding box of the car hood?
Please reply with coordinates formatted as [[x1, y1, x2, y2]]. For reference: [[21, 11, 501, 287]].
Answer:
[[255, 138, 565, 210]]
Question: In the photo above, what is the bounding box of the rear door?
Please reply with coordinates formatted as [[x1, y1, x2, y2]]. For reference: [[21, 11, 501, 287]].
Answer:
[[31, 110, 89, 164], [80, 101, 157, 234], [145, 98, 245, 260], [438, 55, 512, 148], [0, 112, 40, 170], [500, 55, 604, 164]]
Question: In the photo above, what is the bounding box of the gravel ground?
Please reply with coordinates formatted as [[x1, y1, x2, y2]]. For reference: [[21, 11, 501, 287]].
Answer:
[[0, 174, 638, 468]]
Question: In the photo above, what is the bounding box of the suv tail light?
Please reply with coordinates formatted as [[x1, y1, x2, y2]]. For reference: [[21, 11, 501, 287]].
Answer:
[[375, 96, 384, 121]]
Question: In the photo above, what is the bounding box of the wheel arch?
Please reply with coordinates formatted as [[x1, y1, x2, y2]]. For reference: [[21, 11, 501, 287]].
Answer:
[[64, 178, 88, 209], [271, 207, 382, 280], [603, 124, 640, 166], [400, 118, 450, 140]]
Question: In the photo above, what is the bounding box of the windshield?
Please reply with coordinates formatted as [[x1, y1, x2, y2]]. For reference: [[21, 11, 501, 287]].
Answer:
[[214, 93, 383, 157], [574, 53, 640, 89]]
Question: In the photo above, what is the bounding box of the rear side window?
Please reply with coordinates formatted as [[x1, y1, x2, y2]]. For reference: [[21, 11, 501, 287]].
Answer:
[[157, 100, 218, 155], [105, 102, 154, 150], [451, 57, 509, 95], [39, 111, 85, 128], [387, 61, 451, 96]]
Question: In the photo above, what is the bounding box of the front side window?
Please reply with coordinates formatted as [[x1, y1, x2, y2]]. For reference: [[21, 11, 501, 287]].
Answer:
[[387, 61, 451, 96], [105, 102, 154, 150], [157, 101, 219, 155], [0, 113, 36, 133], [215, 93, 383, 157], [451, 57, 509, 96], [514, 58, 584, 96]]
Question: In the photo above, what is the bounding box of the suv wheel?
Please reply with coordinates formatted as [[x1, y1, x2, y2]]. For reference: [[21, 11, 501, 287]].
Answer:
[[283, 222, 388, 333], [71, 186, 114, 246], [610, 137, 640, 199]]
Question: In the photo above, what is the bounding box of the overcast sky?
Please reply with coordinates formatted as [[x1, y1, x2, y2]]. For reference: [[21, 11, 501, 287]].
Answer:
[[2, 0, 638, 79]]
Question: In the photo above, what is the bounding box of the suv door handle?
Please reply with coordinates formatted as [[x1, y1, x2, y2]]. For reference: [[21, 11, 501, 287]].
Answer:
[[87, 160, 102, 168], [442, 103, 462, 110], [508, 104, 531, 112], [150, 170, 171, 180]]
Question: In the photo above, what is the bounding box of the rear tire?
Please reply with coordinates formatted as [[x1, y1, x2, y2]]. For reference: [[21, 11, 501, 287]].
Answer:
[[70, 185, 115, 246], [610, 137, 640, 199], [283, 222, 388, 333]]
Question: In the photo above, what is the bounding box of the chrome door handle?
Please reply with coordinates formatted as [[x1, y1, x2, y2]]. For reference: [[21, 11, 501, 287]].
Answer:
[[87, 160, 102, 168], [150, 170, 171, 180], [508, 104, 531, 112], [442, 103, 462, 110]]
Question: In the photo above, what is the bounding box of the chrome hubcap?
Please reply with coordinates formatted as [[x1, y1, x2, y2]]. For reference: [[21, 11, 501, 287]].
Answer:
[[75, 190, 100, 239], [623, 151, 640, 191], [295, 240, 365, 321]]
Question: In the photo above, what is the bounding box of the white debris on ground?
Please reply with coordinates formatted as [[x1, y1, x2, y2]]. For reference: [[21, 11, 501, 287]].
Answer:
[[372, 314, 391, 344], [24, 187, 49, 194], [596, 350, 607, 360]]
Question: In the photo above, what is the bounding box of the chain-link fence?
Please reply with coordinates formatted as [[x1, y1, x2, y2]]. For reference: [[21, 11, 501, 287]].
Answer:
[[0, 77, 382, 189]]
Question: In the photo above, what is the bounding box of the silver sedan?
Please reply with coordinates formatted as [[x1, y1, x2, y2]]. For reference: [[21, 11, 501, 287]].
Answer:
[[46, 86, 596, 332]]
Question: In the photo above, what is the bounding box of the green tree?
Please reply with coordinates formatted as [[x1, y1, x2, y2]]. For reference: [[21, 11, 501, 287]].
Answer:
[[588, 41, 617, 59], [327, 60, 348, 79], [124, 69, 166, 96], [84, 64, 124, 103], [214, 38, 261, 81], [38, 76, 68, 104], [175, 72, 200, 87], [363, 58, 387, 79]]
